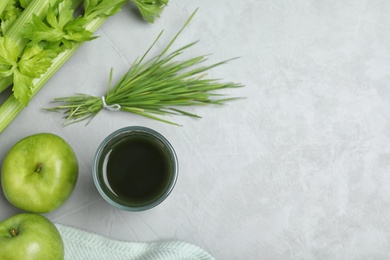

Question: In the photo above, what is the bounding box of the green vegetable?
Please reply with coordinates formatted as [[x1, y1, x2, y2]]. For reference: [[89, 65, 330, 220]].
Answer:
[[0, 0, 52, 94], [0, 35, 58, 105], [0, 0, 32, 36], [132, 0, 168, 23], [22, 0, 95, 49], [0, 1, 31, 92], [0, 2, 8, 16], [0, 0, 87, 99], [0, 0, 169, 133], [46, 10, 243, 126]]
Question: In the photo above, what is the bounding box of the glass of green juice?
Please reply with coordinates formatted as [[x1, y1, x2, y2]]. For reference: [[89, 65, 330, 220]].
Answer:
[[92, 126, 178, 211]]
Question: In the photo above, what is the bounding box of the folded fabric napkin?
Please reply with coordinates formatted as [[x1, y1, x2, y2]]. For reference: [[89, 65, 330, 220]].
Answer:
[[55, 224, 214, 260]]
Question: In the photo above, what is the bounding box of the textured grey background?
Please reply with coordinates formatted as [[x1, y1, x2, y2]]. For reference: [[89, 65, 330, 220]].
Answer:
[[1, 0, 390, 259]]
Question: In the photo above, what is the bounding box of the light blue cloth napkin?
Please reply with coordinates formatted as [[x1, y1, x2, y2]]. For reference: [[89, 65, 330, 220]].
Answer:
[[55, 224, 214, 260]]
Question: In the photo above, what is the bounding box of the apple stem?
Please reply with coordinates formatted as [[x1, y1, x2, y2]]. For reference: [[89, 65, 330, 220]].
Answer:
[[9, 228, 18, 237], [35, 162, 43, 173]]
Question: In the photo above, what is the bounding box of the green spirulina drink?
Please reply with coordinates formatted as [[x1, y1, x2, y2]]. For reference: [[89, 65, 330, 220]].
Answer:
[[93, 126, 178, 211], [104, 135, 171, 204]]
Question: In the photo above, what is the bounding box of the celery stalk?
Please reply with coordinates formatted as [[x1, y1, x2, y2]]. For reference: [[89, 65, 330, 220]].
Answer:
[[0, 15, 107, 133], [0, 0, 60, 93], [0, 0, 84, 93], [0, 78, 13, 93]]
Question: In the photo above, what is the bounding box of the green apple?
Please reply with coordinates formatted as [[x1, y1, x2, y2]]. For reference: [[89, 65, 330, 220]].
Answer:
[[1, 133, 78, 213], [0, 213, 64, 260]]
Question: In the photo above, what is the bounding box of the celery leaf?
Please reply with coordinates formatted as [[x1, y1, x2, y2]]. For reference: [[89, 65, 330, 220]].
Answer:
[[84, 0, 127, 20], [55, 0, 74, 30], [131, 0, 168, 23], [22, 1, 95, 48], [19, 0, 30, 8], [13, 69, 33, 106], [18, 46, 57, 78], [23, 15, 63, 45], [0, 37, 18, 77], [11, 45, 57, 105]]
